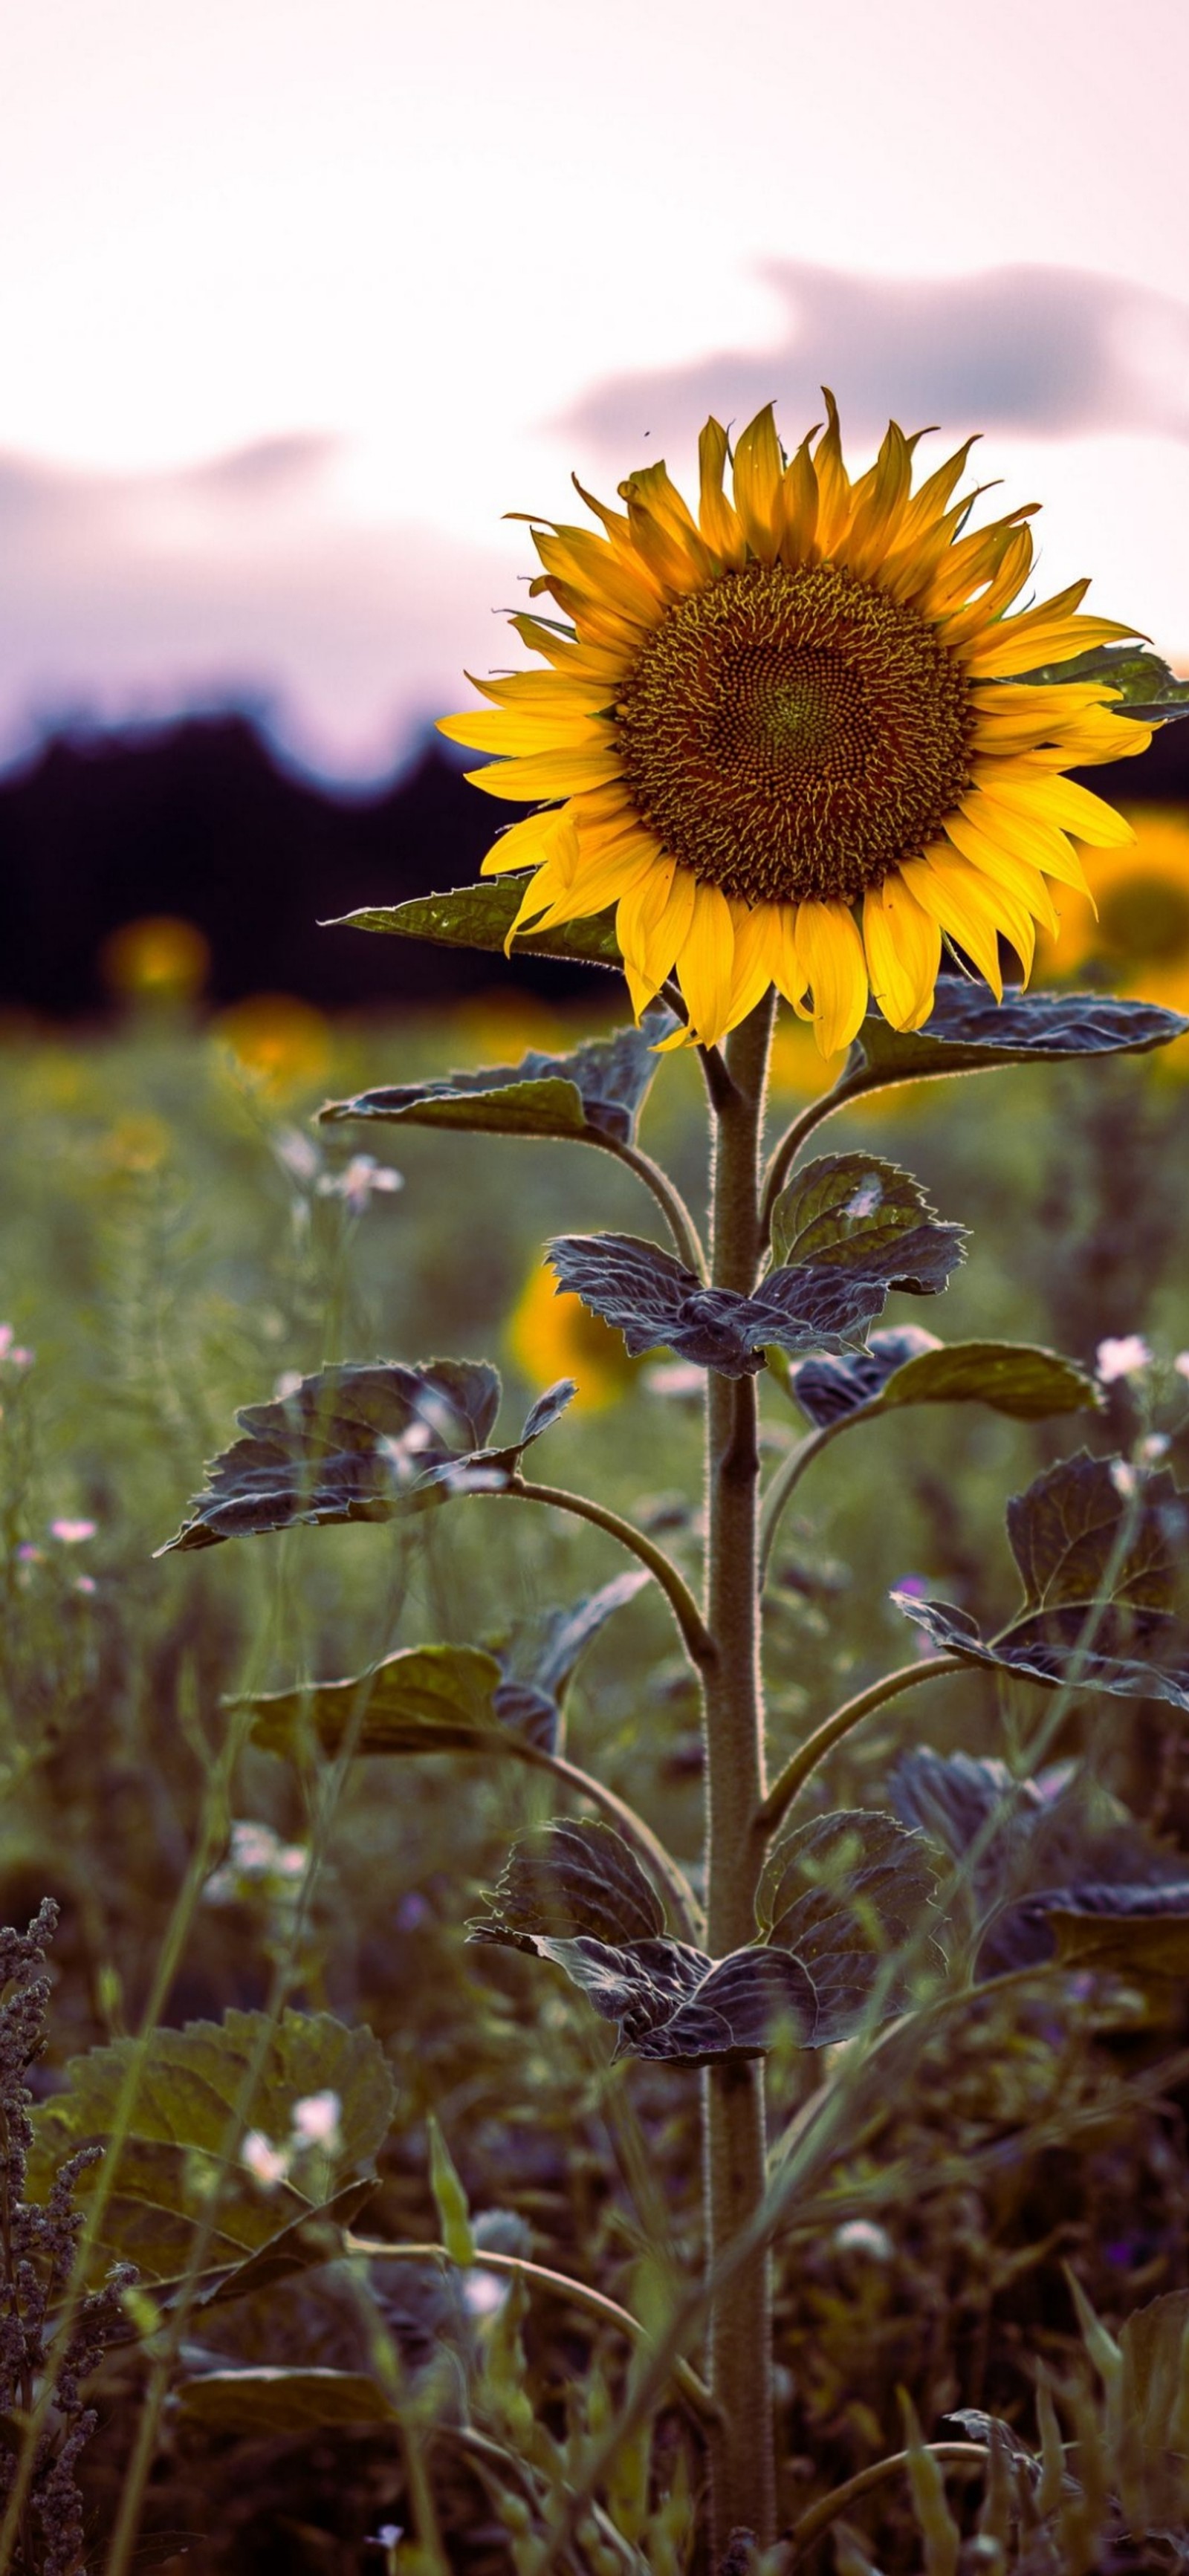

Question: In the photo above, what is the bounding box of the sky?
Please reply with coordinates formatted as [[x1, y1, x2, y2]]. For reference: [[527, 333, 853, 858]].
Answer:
[[2, 0, 1188, 781]]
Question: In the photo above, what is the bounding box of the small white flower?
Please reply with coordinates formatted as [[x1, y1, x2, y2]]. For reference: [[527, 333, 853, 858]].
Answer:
[[273, 1369, 305, 1402], [73, 1574, 97, 1597], [291, 2089, 343, 2152], [1110, 1460, 1138, 1499], [242, 2130, 290, 2190], [0, 1328, 33, 1369], [461, 2268, 508, 2318], [1096, 1335, 1153, 1385], [275, 1126, 322, 1185], [317, 1155, 403, 1216], [1175, 1353, 1189, 1383], [832, 2219, 894, 2262], [51, 1517, 97, 1545], [1140, 1433, 1170, 1462]]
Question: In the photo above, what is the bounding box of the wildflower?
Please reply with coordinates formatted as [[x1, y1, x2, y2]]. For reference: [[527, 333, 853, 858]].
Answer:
[[1140, 1433, 1170, 1461], [441, 401, 1148, 1054], [73, 1575, 97, 1597], [274, 1126, 322, 1186], [1175, 1352, 1189, 1382], [1110, 1460, 1138, 1499], [1095, 1334, 1153, 1383], [273, 1368, 305, 1402], [317, 1153, 404, 1215], [0, 1326, 33, 1368], [832, 2219, 895, 2262], [50, 1518, 97, 1545], [291, 2089, 343, 2153], [241, 2130, 291, 2190]]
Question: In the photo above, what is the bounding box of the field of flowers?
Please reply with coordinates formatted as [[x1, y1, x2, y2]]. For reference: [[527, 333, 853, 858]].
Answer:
[[3, 970, 1189, 2575]]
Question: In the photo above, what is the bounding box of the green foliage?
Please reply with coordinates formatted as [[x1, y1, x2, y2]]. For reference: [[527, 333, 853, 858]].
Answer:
[[791, 1328, 1101, 1426], [26, 2008, 395, 2291], [1013, 640, 1189, 720], [320, 1004, 676, 1145], [158, 1359, 575, 1550], [330, 875, 623, 967], [177, 2366, 398, 2433], [547, 1175, 965, 1375], [846, 985, 1189, 1091], [757, 1809, 942, 2036]]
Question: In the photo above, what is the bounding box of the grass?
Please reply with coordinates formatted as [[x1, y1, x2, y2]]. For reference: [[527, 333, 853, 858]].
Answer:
[[2, 992, 1189, 2573]]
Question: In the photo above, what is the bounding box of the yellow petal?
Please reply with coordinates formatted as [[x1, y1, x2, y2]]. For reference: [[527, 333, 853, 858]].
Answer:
[[793, 901, 869, 1055], [900, 853, 1006, 997], [964, 589, 1141, 678], [464, 744, 623, 802], [941, 811, 1059, 933], [777, 436, 819, 567], [732, 403, 785, 562], [861, 877, 942, 1030], [674, 881, 736, 1045], [962, 782, 1092, 895], [979, 765, 1135, 847], [840, 422, 913, 580], [726, 901, 783, 1025], [438, 707, 610, 756], [811, 392, 854, 554], [481, 808, 572, 877], [617, 863, 697, 1016], [470, 669, 618, 716], [619, 461, 715, 591], [698, 417, 745, 565], [524, 842, 654, 934]]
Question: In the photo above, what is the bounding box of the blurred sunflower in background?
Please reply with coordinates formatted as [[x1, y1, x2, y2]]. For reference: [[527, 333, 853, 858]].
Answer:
[[509, 1261, 640, 1409], [1044, 806, 1189, 1019], [213, 995, 332, 1096], [441, 400, 1150, 1054]]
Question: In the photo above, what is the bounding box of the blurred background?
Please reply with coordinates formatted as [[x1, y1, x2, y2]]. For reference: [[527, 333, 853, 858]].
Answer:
[[3, 0, 1189, 1025]]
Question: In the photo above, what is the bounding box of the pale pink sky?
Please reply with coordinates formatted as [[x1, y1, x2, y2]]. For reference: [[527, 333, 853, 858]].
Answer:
[[2, 0, 1188, 778]]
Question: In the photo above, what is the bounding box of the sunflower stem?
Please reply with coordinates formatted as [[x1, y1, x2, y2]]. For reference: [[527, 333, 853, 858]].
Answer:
[[702, 988, 778, 2554]]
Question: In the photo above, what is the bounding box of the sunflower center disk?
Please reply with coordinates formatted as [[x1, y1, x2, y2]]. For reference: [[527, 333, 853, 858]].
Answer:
[[615, 562, 974, 907]]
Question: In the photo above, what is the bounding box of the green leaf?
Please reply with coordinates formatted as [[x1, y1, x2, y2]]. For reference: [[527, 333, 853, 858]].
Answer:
[[1011, 643, 1189, 722], [1048, 1891, 1189, 1979], [490, 1927, 818, 2063], [846, 987, 1189, 1092], [319, 1007, 676, 1147], [768, 1154, 965, 1287], [327, 877, 623, 969], [892, 1590, 1189, 1712], [757, 1809, 941, 2041], [470, 1819, 667, 1948], [548, 1201, 965, 1380], [1006, 1450, 1184, 1614], [158, 1362, 575, 1553], [488, 1568, 652, 1752], [427, 2113, 476, 2265], [177, 2368, 397, 2437], [26, 2009, 395, 2291], [244, 1643, 507, 1762], [791, 1331, 1099, 1428]]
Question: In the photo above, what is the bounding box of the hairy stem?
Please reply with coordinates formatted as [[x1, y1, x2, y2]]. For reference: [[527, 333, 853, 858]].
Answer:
[[757, 1656, 962, 1841], [592, 1131, 708, 1279], [493, 1477, 715, 1673], [701, 990, 777, 2553]]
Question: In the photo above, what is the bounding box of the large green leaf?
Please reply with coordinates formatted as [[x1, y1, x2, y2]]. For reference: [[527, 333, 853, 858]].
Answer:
[[328, 877, 623, 968], [177, 2366, 397, 2436], [318, 1006, 675, 1148], [791, 1331, 1099, 1428], [1006, 1450, 1182, 1614], [27, 2009, 395, 2292], [471, 1819, 667, 1949], [245, 1642, 507, 1761], [548, 1196, 964, 1380], [844, 987, 1189, 1094], [768, 1154, 965, 1282], [757, 1810, 941, 2040], [893, 1591, 1189, 1712], [158, 1363, 574, 1553], [1048, 1890, 1189, 1979]]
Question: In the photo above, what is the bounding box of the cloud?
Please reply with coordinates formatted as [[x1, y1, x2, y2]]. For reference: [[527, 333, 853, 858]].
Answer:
[[561, 260, 1189, 457], [0, 439, 511, 780]]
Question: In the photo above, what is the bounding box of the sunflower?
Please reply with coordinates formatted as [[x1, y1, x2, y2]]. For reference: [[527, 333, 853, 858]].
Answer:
[[1044, 805, 1189, 1017], [439, 400, 1152, 1054], [509, 1261, 641, 1410]]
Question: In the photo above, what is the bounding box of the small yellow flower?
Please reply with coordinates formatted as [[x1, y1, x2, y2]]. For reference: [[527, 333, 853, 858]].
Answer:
[[100, 915, 210, 1003], [213, 995, 331, 1094], [508, 1261, 640, 1410], [441, 400, 1150, 1055]]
